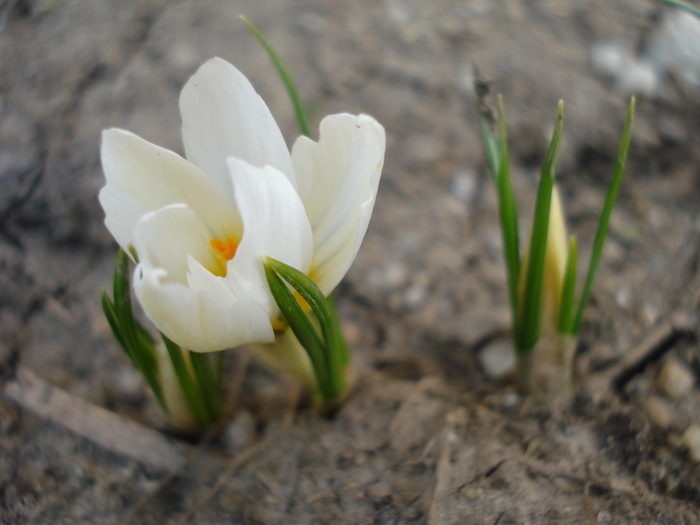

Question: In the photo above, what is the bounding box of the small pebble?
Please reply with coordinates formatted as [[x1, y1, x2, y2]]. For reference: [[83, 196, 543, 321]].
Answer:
[[681, 424, 700, 462], [657, 360, 695, 399], [615, 287, 633, 310], [479, 338, 515, 380], [501, 392, 520, 409], [591, 42, 627, 77], [451, 170, 477, 204]]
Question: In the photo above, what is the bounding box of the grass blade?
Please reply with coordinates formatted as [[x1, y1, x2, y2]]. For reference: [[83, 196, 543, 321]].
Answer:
[[572, 97, 635, 334], [558, 236, 578, 335], [517, 101, 564, 353], [240, 15, 312, 138]]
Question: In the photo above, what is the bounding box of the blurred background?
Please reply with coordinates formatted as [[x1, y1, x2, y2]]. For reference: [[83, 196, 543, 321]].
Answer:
[[1, 1, 700, 523]]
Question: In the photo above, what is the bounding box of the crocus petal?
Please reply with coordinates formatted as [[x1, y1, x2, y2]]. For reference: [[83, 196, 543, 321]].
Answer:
[[291, 114, 385, 295], [132, 204, 222, 285], [223, 158, 313, 314], [99, 129, 240, 256], [540, 185, 568, 336], [179, 58, 296, 195], [133, 265, 275, 352]]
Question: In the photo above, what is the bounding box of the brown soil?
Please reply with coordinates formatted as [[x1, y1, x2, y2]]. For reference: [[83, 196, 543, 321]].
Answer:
[[1, 1, 700, 523]]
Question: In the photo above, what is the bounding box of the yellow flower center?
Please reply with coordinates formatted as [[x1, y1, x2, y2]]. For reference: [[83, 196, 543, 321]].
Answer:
[[210, 236, 239, 261], [209, 236, 239, 277]]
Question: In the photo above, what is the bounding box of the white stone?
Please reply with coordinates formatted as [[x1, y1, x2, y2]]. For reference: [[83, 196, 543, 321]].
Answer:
[[479, 338, 515, 380]]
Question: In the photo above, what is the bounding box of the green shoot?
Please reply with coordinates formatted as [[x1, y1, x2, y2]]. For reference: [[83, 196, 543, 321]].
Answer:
[[570, 97, 635, 334], [474, 66, 634, 392]]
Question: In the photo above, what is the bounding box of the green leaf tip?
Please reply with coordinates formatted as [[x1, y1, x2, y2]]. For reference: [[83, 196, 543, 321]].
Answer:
[[240, 15, 312, 138], [570, 97, 634, 335]]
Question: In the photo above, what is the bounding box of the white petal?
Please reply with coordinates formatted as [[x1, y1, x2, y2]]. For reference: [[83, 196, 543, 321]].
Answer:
[[179, 58, 296, 195], [132, 204, 221, 285], [133, 264, 275, 353], [291, 114, 385, 295], [224, 158, 313, 313], [99, 129, 240, 255]]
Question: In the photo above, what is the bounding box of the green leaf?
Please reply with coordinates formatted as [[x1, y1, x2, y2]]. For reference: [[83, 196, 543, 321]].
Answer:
[[101, 291, 129, 359], [572, 97, 635, 334], [189, 352, 222, 422], [657, 0, 700, 17], [240, 15, 312, 138], [102, 251, 167, 410], [517, 100, 564, 353], [161, 334, 213, 428], [473, 69, 521, 337], [558, 236, 578, 335], [496, 96, 521, 330], [263, 257, 348, 401], [263, 262, 333, 401]]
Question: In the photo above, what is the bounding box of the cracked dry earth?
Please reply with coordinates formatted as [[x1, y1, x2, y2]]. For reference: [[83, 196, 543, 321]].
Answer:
[[2, 0, 700, 523]]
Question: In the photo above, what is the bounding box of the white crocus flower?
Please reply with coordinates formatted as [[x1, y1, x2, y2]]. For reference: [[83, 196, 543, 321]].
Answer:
[[100, 57, 385, 353]]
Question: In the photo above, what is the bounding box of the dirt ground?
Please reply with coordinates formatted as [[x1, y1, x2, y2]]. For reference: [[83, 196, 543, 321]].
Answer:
[[1, 0, 700, 523]]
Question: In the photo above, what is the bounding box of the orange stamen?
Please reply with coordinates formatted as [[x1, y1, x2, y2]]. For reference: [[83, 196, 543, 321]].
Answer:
[[210, 237, 239, 261]]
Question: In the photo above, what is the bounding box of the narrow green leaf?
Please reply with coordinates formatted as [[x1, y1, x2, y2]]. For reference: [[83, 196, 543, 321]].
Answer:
[[264, 257, 347, 400], [263, 262, 333, 401], [657, 0, 700, 17], [162, 334, 213, 428], [517, 100, 564, 353], [109, 249, 166, 409], [240, 15, 312, 138], [189, 352, 222, 422], [558, 236, 578, 335], [572, 97, 635, 334], [113, 249, 138, 350], [496, 96, 521, 330], [101, 291, 129, 359]]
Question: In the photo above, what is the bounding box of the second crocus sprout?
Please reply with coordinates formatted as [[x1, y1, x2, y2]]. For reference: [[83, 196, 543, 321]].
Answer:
[[100, 58, 385, 392]]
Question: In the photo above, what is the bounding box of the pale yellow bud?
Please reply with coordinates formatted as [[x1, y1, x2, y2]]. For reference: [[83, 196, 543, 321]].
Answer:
[[518, 184, 568, 337]]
